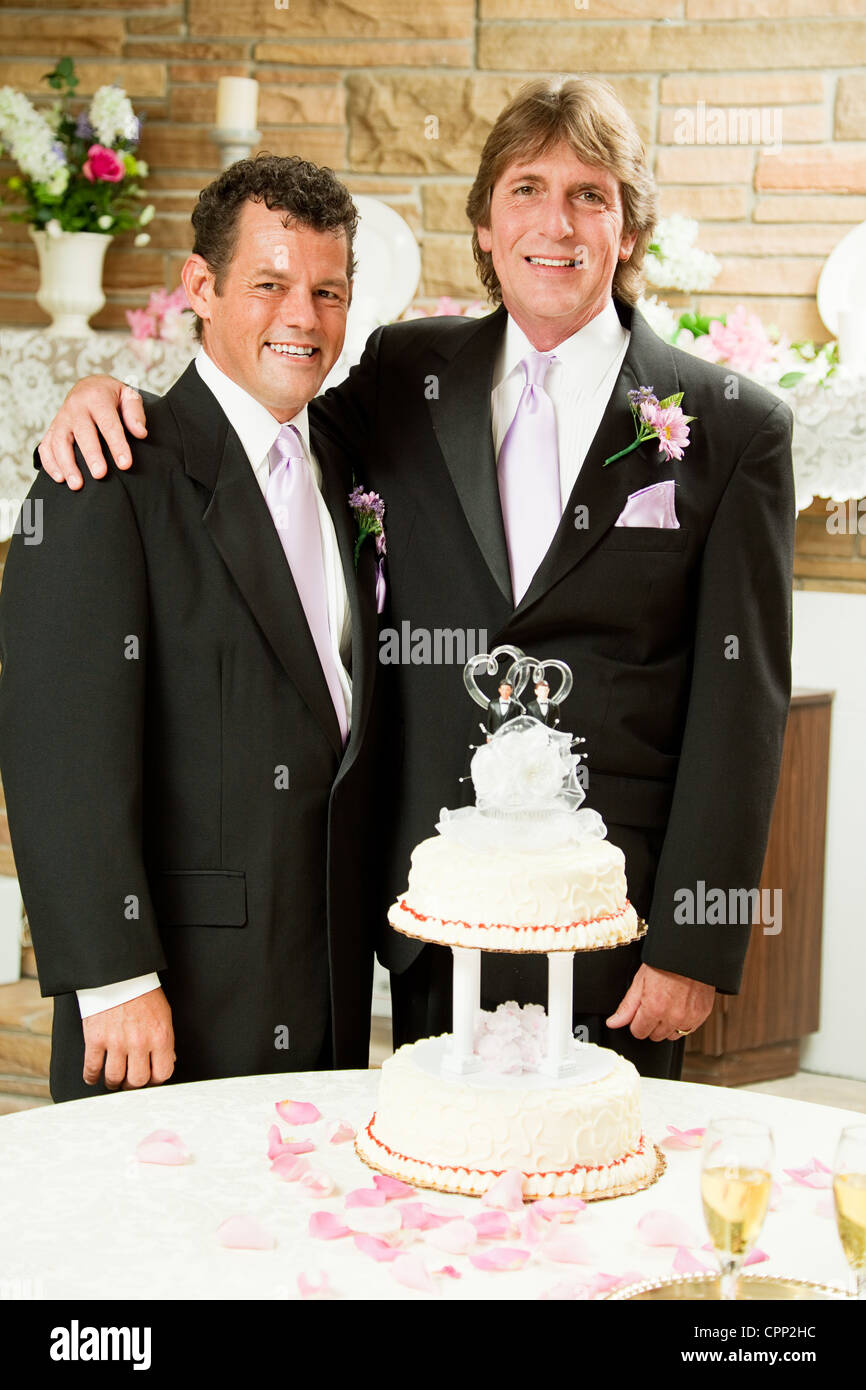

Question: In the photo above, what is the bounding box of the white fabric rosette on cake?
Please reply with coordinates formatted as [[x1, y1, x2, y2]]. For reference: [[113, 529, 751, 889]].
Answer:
[[437, 718, 606, 851]]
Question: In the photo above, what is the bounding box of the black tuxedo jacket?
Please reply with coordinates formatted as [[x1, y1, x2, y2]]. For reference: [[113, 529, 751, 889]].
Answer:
[[486, 697, 523, 734], [526, 700, 555, 727], [0, 364, 382, 1100], [312, 300, 795, 1013]]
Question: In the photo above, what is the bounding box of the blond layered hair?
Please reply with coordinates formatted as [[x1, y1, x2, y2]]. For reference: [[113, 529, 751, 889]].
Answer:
[[466, 76, 656, 306]]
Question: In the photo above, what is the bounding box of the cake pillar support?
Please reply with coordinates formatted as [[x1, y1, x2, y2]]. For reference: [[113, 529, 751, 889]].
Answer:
[[441, 946, 482, 1075], [540, 951, 580, 1078]]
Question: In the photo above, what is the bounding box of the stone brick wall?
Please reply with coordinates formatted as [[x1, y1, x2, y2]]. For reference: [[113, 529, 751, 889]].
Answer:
[[0, 0, 864, 338]]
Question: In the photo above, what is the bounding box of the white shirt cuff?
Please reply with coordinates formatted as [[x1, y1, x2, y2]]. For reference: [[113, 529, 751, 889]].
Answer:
[[76, 973, 162, 1019]]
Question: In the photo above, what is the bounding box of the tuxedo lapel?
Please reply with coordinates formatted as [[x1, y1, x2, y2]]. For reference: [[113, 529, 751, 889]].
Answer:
[[167, 364, 343, 756], [516, 303, 682, 615], [426, 305, 513, 604], [316, 445, 378, 781]]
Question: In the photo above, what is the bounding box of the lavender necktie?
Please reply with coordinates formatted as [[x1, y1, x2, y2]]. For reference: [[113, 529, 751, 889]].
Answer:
[[497, 351, 561, 603], [266, 423, 349, 747]]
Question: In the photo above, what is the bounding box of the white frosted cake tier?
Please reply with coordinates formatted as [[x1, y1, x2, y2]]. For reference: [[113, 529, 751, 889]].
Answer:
[[387, 835, 644, 952], [355, 1037, 663, 1200]]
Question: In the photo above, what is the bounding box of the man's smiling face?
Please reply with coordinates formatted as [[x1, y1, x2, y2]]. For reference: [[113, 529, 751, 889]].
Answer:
[[477, 141, 636, 351], [183, 198, 351, 421]]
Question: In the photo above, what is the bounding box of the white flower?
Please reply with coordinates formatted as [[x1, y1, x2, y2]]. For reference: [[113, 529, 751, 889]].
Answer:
[[637, 293, 679, 343], [89, 85, 138, 147], [134, 232, 150, 247], [139, 203, 155, 226], [97, 214, 114, 231], [471, 722, 574, 810], [645, 214, 720, 294], [45, 218, 62, 238], [0, 86, 67, 188]]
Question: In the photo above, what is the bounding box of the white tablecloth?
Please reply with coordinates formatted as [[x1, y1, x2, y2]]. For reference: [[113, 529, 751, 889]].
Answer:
[[0, 1071, 858, 1301]]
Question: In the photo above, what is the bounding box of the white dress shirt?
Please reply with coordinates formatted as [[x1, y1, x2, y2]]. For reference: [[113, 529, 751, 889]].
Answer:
[[77, 348, 352, 1021], [491, 299, 630, 511]]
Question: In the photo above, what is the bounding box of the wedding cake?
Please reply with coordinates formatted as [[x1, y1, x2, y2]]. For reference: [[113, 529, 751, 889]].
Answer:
[[356, 648, 665, 1201]]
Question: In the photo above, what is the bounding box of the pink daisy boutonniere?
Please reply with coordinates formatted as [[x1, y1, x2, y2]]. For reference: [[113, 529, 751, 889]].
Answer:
[[604, 387, 696, 467]]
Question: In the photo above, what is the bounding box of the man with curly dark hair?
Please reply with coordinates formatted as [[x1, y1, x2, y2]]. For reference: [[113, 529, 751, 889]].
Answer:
[[0, 155, 383, 1100]]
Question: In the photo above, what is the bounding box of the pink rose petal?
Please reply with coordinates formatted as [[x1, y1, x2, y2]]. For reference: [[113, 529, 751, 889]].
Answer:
[[275, 1100, 321, 1126], [637, 1209, 702, 1248], [299, 1169, 337, 1198], [814, 1194, 835, 1220], [518, 1205, 550, 1247], [435, 1265, 462, 1279], [216, 1215, 276, 1249], [424, 1220, 478, 1255], [540, 1232, 594, 1265], [743, 1247, 769, 1266], [354, 1233, 401, 1263], [469, 1247, 530, 1272], [481, 1169, 526, 1211], [391, 1253, 437, 1294], [399, 1203, 454, 1231], [373, 1174, 416, 1200], [267, 1124, 284, 1160], [469, 1210, 511, 1239], [297, 1271, 338, 1299], [328, 1121, 356, 1144], [672, 1246, 713, 1274], [533, 1197, 587, 1221], [662, 1125, 706, 1151], [344, 1207, 403, 1237], [142, 1128, 186, 1147], [783, 1158, 833, 1189], [309, 1210, 350, 1240], [136, 1140, 189, 1166], [345, 1187, 387, 1208], [270, 1153, 311, 1183]]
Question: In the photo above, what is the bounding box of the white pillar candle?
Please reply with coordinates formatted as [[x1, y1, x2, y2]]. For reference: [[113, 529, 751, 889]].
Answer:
[[442, 946, 481, 1074], [215, 77, 259, 132]]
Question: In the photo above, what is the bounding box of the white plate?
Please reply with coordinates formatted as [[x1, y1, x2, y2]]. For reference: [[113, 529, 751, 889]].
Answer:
[[817, 220, 866, 337], [351, 195, 421, 325]]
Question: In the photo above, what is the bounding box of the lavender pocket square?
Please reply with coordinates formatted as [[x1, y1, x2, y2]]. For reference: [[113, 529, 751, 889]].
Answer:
[[614, 480, 679, 529]]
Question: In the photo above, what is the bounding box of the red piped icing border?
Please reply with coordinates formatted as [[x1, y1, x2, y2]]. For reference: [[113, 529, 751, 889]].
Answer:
[[362, 1114, 649, 1178], [395, 899, 633, 935]]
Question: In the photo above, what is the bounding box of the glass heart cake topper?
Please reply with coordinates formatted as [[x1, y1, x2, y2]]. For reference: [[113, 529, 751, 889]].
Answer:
[[438, 646, 606, 848]]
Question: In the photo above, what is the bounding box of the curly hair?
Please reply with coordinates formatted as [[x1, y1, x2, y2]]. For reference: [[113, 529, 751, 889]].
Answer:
[[188, 154, 358, 340], [466, 76, 657, 307]]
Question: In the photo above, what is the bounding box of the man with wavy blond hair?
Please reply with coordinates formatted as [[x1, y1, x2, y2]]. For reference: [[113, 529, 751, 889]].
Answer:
[[35, 77, 795, 1079]]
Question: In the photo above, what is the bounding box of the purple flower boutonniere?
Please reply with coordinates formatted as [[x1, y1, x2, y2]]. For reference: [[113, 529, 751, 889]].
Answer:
[[604, 387, 696, 467], [348, 485, 387, 613]]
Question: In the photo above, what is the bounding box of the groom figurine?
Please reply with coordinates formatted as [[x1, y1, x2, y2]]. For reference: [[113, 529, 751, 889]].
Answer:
[[36, 77, 795, 1079], [0, 156, 382, 1100], [486, 678, 523, 736]]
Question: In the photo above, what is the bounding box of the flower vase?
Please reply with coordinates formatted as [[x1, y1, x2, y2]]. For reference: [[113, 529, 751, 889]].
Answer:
[[29, 228, 112, 337]]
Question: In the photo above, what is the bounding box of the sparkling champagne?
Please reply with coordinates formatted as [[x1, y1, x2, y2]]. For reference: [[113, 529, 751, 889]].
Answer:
[[701, 1165, 772, 1257], [834, 1173, 866, 1271]]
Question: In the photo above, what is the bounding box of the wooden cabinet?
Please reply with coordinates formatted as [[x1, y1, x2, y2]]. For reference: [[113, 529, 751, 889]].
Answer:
[[682, 689, 833, 1087]]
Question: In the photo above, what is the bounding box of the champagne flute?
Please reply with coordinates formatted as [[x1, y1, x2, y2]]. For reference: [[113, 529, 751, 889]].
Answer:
[[701, 1117, 774, 1301], [833, 1123, 866, 1299]]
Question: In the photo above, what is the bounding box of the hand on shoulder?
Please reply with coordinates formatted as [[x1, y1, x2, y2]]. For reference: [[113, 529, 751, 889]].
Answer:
[[38, 376, 148, 490]]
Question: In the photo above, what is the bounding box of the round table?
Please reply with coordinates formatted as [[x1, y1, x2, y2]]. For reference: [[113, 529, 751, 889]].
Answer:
[[0, 1071, 857, 1301]]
